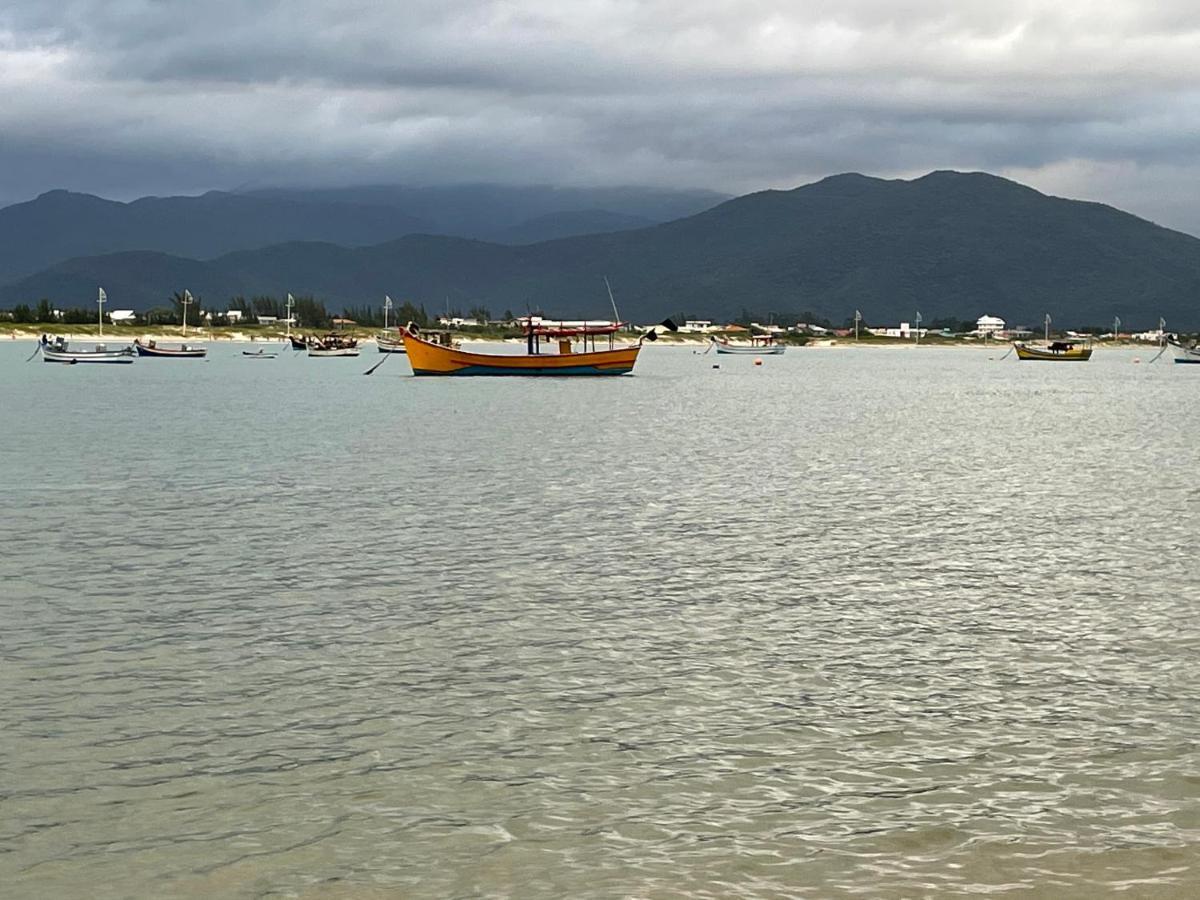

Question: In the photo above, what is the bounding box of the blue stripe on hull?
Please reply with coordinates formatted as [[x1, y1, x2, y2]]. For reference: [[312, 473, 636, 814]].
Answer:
[[413, 363, 633, 376], [1173, 358, 1200, 364]]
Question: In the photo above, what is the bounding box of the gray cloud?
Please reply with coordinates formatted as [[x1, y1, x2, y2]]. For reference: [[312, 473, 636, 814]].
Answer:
[[2, 1, 1199, 232]]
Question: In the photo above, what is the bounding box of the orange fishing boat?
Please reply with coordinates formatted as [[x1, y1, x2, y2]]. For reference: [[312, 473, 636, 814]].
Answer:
[[400, 319, 670, 376]]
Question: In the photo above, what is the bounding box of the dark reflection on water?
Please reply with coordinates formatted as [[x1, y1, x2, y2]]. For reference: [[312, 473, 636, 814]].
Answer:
[[2, 342, 1199, 898]]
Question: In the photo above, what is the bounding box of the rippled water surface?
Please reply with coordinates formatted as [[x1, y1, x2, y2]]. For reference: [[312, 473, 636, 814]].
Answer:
[[2, 340, 1199, 898]]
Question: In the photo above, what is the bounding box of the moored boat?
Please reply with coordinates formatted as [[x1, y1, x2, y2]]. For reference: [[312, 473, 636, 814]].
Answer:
[[399, 319, 667, 376], [242, 348, 277, 359], [39, 334, 135, 364], [711, 334, 785, 355], [307, 333, 360, 357], [1013, 340, 1093, 361], [289, 335, 309, 350], [376, 332, 407, 354], [134, 338, 207, 358], [1169, 340, 1200, 364]]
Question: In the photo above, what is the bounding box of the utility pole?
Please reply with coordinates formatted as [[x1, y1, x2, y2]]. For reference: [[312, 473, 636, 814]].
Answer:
[[286, 293, 295, 338], [915, 310, 922, 345], [854, 309, 861, 342], [98, 287, 106, 337], [384, 295, 393, 330]]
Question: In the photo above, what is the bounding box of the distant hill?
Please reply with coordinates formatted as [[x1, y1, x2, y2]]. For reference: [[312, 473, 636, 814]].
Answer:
[[497, 210, 657, 244], [5, 172, 1200, 328], [0, 190, 431, 283], [0, 183, 726, 284], [241, 184, 728, 242]]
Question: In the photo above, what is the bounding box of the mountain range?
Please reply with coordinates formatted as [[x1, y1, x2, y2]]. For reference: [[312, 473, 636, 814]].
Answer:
[[3, 172, 1199, 328]]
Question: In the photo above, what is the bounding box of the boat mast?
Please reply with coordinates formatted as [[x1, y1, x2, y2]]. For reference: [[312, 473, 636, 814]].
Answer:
[[286, 293, 294, 338], [384, 295, 392, 331], [1044, 313, 1051, 344], [181, 290, 193, 336], [1113, 316, 1121, 344], [98, 287, 106, 337]]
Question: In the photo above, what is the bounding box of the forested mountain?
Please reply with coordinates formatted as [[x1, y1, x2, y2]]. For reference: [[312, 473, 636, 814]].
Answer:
[[5, 172, 1199, 328]]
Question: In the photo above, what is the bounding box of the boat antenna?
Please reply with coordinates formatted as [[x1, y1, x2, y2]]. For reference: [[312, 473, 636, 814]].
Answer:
[[604, 276, 621, 327]]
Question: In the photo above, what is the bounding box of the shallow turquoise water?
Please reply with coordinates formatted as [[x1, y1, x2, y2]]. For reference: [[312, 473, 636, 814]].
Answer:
[[1, 340, 1198, 898]]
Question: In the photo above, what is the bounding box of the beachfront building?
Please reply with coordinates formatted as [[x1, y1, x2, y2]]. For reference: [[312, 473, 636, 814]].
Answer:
[[225, 310, 243, 323], [439, 316, 481, 327], [975, 314, 1006, 336], [679, 320, 716, 333], [868, 322, 928, 338], [109, 309, 137, 324]]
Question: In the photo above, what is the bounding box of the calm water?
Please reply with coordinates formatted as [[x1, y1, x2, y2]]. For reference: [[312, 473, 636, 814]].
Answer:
[[2, 340, 1198, 898]]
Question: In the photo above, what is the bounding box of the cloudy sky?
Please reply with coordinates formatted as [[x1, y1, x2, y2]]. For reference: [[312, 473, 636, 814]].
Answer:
[[2, 1, 1199, 231]]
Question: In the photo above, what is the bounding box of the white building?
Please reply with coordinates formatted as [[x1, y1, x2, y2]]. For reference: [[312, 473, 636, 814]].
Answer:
[[438, 316, 481, 327], [975, 314, 1006, 335], [225, 310, 243, 323], [680, 319, 716, 333], [109, 309, 137, 324], [869, 322, 928, 338]]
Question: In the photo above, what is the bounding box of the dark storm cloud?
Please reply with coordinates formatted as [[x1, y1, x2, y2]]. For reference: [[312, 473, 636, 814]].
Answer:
[[2, 1, 1199, 232]]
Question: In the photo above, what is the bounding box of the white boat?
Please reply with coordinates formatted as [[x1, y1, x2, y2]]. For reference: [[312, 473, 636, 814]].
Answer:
[[1170, 341, 1200, 364], [376, 333, 407, 354], [711, 335, 786, 355], [242, 349, 278, 359], [307, 346, 360, 357], [39, 334, 135, 364]]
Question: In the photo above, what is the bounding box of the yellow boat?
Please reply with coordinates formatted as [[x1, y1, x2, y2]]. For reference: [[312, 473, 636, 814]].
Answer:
[[400, 322, 647, 376], [1014, 340, 1092, 361]]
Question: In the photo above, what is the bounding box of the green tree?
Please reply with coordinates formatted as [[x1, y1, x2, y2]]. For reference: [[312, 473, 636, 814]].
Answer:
[[11, 304, 34, 323], [35, 298, 54, 323]]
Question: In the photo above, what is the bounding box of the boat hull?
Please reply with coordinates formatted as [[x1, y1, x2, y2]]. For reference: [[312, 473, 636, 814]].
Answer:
[[401, 330, 640, 375], [1014, 343, 1092, 361], [42, 347, 135, 363], [713, 342, 785, 355], [243, 351, 277, 358], [377, 338, 407, 354], [134, 342, 207, 358], [307, 347, 360, 357]]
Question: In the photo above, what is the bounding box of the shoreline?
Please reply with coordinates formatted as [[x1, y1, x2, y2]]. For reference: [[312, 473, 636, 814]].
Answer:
[[5, 327, 1163, 352]]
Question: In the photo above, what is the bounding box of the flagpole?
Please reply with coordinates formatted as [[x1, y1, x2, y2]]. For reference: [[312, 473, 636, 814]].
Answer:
[[181, 290, 193, 336]]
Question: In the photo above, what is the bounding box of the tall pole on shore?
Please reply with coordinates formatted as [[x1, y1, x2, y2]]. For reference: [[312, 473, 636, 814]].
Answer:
[[854, 309, 861, 342], [97, 287, 106, 337], [181, 289, 193, 336], [915, 310, 922, 345], [286, 293, 295, 338], [1113, 315, 1121, 343], [1044, 313, 1051, 344], [384, 295, 393, 330]]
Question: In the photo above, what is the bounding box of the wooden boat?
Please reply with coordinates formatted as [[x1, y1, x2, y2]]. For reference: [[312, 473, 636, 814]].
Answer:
[[399, 320, 650, 376], [1014, 340, 1092, 361], [376, 332, 407, 354], [307, 333, 360, 357], [307, 333, 359, 355], [711, 334, 786, 355], [288, 335, 308, 350], [242, 348, 277, 359], [134, 338, 207, 358], [1169, 341, 1200, 364], [39, 334, 135, 364]]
